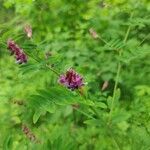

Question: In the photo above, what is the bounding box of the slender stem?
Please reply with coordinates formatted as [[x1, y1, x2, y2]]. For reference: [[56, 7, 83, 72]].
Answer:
[[123, 25, 131, 43], [107, 14, 132, 125], [26, 51, 60, 76], [27, 53, 41, 63], [74, 107, 95, 119], [98, 35, 109, 45], [77, 89, 100, 119], [107, 127, 122, 150], [89, 106, 101, 119], [76, 88, 121, 149], [107, 60, 121, 124], [137, 33, 150, 47], [46, 64, 60, 76]]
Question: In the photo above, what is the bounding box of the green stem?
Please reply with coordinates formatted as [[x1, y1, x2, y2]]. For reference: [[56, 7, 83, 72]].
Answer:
[[107, 59, 121, 124], [123, 26, 131, 43], [75, 92, 121, 149], [107, 14, 133, 125], [76, 89, 100, 119], [46, 64, 60, 76], [89, 106, 101, 119], [137, 33, 150, 47], [74, 107, 95, 119], [98, 35, 109, 45], [26, 51, 60, 76], [107, 126, 122, 150]]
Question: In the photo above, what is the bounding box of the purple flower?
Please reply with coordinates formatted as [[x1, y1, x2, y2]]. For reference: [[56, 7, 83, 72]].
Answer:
[[15, 52, 27, 64], [7, 39, 27, 64], [59, 68, 84, 90]]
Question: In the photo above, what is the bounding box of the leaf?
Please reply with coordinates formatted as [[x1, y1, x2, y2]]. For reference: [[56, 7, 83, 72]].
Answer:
[[95, 102, 107, 109], [104, 39, 125, 50], [28, 86, 83, 124], [107, 89, 120, 110], [107, 96, 113, 109], [114, 88, 121, 105], [112, 111, 130, 124], [84, 118, 106, 128], [121, 46, 149, 63], [33, 110, 43, 124], [19, 63, 40, 74], [3, 134, 12, 150]]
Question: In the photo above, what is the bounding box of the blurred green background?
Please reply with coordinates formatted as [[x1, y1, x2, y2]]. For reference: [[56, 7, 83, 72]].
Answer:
[[0, 0, 150, 149]]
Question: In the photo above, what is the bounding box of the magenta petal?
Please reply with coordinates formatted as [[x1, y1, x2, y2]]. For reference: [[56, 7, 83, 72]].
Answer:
[[7, 39, 27, 64], [58, 69, 84, 90]]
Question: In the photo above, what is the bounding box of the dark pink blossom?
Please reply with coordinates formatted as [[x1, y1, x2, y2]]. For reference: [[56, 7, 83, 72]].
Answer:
[[15, 52, 27, 64], [59, 68, 84, 90], [7, 39, 27, 64]]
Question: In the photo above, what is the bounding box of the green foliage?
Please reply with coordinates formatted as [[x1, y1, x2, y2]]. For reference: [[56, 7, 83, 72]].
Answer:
[[0, 0, 150, 149]]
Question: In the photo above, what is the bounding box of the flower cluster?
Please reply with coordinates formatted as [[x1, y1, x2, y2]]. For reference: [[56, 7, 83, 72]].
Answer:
[[59, 68, 84, 90], [7, 39, 27, 64], [7, 29, 85, 91]]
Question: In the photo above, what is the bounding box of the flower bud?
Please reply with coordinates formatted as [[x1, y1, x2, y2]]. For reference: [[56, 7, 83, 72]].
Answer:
[[24, 25, 32, 38], [89, 28, 99, 39]]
